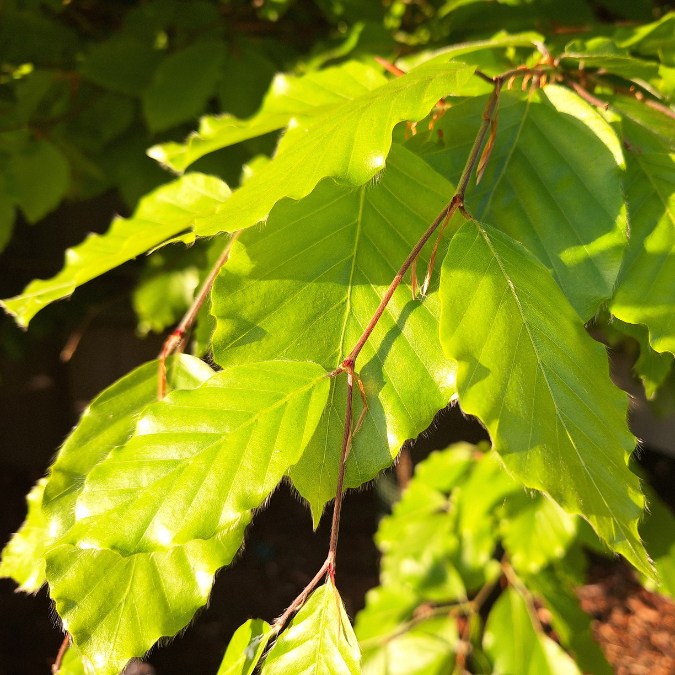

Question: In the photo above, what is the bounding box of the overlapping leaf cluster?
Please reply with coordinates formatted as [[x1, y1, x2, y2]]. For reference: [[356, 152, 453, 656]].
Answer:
[[1, 3, 675, 674]]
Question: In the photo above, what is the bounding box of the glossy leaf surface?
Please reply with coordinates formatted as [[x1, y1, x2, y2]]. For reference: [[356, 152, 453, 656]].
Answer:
[[261, 581, 360, 674], [2, 173, 231, 327], [439, 220, 651, 576], [212, 145, 457, 522]]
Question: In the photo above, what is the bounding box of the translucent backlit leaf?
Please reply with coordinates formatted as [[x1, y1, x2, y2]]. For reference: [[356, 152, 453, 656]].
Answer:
[[261, 581, 360, 674], [211, 145, 457, 522], [439, 219, 651, 577], [2, 173, 230, 327], [192, 60, 475, 236], [216, 619, 273, 675]]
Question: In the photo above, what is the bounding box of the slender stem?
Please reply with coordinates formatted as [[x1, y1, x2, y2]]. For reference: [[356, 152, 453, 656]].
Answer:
[[563, 75, 609, 110], [158, 230, 242, 398], [52, 633, 71, 674]]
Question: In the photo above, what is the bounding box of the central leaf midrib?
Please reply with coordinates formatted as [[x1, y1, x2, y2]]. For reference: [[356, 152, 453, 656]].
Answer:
[[474, 222, 634, 545]]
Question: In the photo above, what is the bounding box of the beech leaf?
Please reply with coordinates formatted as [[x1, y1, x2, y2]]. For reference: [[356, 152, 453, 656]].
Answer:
[[439, 220, 652, 577]]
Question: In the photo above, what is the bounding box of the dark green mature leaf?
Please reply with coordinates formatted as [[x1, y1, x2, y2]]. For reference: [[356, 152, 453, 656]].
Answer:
[[439, 220, 651, 577], [419, 85, 628, 319], [261, 581, 360, 674], [7, 137, 70, 223], [216, 619, 273, 675], [212, 145, 457, 522], [484, 587, 580, 674], [191, 60, 475, 237], [149, 60, 390, 173], [142, 41, 225, 132], [0, 477, 47, 592], [47, 361, 330, 674], [2, 173, 230, 327]]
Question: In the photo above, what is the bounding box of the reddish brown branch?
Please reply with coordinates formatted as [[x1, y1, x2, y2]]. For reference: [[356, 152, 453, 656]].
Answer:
[[158, 230, 242, 398], [52, 633, 71, 674]]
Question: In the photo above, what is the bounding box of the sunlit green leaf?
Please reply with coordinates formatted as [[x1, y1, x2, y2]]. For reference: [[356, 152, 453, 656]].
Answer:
[[191, 60, 475, 237], [611, 113, 675, 354], [439, 220, 651, 577], [43, 354, 214, 541], [0, 477, 48, 592], [640, 489, 675, 599], [484, 587, 581, 674], [48, 360, 330, 675], [55, 641, 86, 675], [212, 145, 457, 522], [419, 86, 628, 319], [216, 619, 273, 675], [261, 581, 360, 674], [500, 493, 577, 575], [149, 60, 389, 173], [2, 173, 230, 327]]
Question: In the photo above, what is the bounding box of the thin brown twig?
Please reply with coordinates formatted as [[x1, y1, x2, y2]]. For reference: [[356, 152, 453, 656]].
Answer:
[[52, 633, 71, 674], [157, 230, 242, 398], [563, 75, 609, 110]]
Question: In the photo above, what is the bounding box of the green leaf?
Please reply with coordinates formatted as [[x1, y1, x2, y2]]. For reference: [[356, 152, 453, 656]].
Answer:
[[499, 493, 577, 575], [67, 361, 330, 551], [142, 41, 225, 132], [48, 361, 330, 675], [43, 354, 213, 541], [640, 489, 675, 599], [1, 173, 230, 327], [611, 149, 675, 355], [355, 585, 420, 644], [526, 565, 612, 675], [360, 616, 457, 675], [7, 138, 70, 223], [0, 194, 14, 253], [484, 587, 581, 675], [0, 477, 48, 592], [439, 219, 652, 577], [48, 536, 243, 675], [211, 145, 457, 522], [55, 641, 86, 675], [419, 86, 628, 319], [562, 37, 659, 81], [216, 619, 273, 675], [261, 580, 360, 674], [191, 60, 475, 237], [149, 60, 390, 173], [80, 36, 162, 95]]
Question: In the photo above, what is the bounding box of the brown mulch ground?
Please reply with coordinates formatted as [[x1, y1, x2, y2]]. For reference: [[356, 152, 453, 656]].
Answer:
[[578, 561, 675, 675]]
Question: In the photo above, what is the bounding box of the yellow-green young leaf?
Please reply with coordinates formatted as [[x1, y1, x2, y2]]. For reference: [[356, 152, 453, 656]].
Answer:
[[216, 619, 273, 675], [499, 493, 577, 575], [42, 355, 214, 541], [418, 86, 628, 320], [192, 60, 475, 237], [484, 588, 581, 675], [1, 173, 230, 327], [610, 105, 675, 355], [149, 60, 389, 173], [48, 536, 244, 675], [261, 581, 360, 675], [47, 361, 330, 675], [360, 616, 458, 675], [0, 477, 47, 592], [439, 220, 652, 578], [211, 145, 458, 523]]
